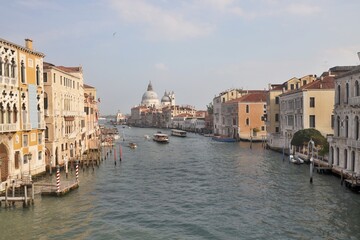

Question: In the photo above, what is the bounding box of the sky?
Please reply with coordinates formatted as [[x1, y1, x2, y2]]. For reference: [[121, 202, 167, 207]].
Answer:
[[2, 0, 360, 115]]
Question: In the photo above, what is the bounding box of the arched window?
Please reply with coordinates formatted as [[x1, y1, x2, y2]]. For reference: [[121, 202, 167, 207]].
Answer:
[[0, 58, 3, 76], [13, 104, 18, 123], [0, 103, 4, 124], [21, 60, 25, 83], [4, 59, 9, 77], [336, 147, 340, 165], [44, 93, 48, 110], [11, 58, 16, 78], [344, 149, 348, 169], [345, 116, 349, 138], [356, 81, 360, 97], [351, 151, 355, 171], [6, 103, 11, 124], [337, 85, 341, 105], [355, 116, 359, 140], [36, 65, 40, 85], [346, 83, 349, 103], [45, 126, 49, 139], [337, 116, 341, 137]]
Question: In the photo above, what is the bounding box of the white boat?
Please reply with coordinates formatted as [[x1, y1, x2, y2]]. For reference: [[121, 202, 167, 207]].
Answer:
[[144, 135, 150, 140], [153, 133, 169, 143], [289, 154, 304, 164], [171, 129, 187, 137], [128, 142, 137, 149]]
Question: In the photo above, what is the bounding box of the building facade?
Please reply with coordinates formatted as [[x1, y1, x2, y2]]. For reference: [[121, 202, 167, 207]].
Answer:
[[329, 64, 360, 174], [0, 38, 46, 189], [43, 62, 85, 168]]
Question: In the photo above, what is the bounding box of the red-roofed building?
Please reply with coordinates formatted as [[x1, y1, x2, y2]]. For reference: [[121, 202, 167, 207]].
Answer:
[[223, 91, 268, 141]]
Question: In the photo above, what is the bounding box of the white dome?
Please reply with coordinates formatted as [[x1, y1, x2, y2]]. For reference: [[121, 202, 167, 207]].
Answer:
[[141, 82, 160, 107], [161, 95, 171, 103]]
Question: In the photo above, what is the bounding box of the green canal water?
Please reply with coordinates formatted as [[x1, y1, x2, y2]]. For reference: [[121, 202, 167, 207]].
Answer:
[[1, 126, 360, 239]]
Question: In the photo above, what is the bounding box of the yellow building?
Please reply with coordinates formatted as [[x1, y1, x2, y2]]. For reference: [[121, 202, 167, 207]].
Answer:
[[84, 84, 100, 151], [43, 62, 85, 169], [266, 75, 316, 150], [0, 38, 46, 189]]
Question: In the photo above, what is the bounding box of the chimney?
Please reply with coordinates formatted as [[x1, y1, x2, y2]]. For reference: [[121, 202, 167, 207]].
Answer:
[[25, 38, 33, 50]]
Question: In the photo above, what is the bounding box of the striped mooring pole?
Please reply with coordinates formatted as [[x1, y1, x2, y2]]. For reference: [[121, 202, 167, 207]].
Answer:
[[76, 161, 79, 182], [56, 165, 60, 193]]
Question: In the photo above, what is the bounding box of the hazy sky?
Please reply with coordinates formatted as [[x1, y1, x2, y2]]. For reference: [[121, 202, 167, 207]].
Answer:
[[3, 0, 360, 115]]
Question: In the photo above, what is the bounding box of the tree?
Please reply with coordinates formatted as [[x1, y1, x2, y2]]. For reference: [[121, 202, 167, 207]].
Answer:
[[291, 128, 329, 156]]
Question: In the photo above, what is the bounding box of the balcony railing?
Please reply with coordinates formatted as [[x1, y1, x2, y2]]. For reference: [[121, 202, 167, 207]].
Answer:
[[0, 123, 18, 133], [349, 97, 360, 106], [347, 138, 360, 149], [0, 76, 18, 87], [22, 123, 31, 131], [38, 122, 46, 129]]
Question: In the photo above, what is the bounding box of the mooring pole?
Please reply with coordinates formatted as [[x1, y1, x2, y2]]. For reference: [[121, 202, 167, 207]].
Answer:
[[56, 165, 61, 193], [308, 139, 315, 184]]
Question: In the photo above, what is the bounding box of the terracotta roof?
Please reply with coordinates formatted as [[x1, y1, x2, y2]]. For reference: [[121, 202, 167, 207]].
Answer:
[[279, 76, 335, 96], [225, 91, 268, 103], [301, 76, 334, 90], [174, 113, 192, 118]]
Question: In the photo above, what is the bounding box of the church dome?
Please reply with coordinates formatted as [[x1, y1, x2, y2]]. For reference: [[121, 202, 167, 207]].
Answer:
[[141, 81, 160, 107], [161, 91, 171, 103]]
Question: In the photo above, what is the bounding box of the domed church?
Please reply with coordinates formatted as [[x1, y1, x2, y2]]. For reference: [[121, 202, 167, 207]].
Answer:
[[141, 81, 160, 108], [141, 82, 175, 108]]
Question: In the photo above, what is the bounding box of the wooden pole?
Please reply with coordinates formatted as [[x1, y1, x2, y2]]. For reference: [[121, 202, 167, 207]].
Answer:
[[24, 185, 28, 208]]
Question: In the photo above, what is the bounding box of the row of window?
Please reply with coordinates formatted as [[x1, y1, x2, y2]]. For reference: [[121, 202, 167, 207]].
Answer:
[[336, 80, 360, 105], [47, 73, 80, 90]]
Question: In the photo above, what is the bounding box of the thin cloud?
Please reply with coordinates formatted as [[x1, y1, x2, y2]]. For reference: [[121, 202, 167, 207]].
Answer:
[[110, 0, 213, 41], [155, 63, 167, 71]]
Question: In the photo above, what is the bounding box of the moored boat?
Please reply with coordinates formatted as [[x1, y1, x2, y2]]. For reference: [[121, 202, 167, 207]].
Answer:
[[171, 129, 187, 137], [289, 154, 304, 164], [153, 133, 169, 143], [128, 142, 137, 149]]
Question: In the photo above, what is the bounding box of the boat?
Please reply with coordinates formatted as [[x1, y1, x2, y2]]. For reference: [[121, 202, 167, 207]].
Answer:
[[144, 135, 150, 140], [153, 133, 169, 143], [128, 143, 137, 149], [212, 136, 237, 142], [289, 154, 304, 164], [171, 129, 187, 137]]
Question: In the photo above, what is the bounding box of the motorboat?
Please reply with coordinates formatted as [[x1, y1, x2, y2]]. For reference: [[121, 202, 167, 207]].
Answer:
[[128, 142, 137, 149], [289, 154, 304, 164], [171, 129, 187, 137], [153, 133, 169, 143]]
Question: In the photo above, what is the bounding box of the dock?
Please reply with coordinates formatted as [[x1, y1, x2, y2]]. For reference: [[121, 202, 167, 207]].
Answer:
[[36, 180, 79, 196]]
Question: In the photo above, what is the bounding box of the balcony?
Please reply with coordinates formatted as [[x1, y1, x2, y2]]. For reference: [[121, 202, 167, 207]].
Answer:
[[22, 123, 31, 131], [349, 96, 360, 106], [63, 110, 78, 117], [44, 109, 49, 116], [347, 139, 360, 149], [0, 123, 18, 133], [0, 76, 17, 87], [38, 122, 46, 129]]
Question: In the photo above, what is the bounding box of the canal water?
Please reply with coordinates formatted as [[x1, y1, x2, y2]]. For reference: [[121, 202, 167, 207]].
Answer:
[[1, 127, 360, 240]]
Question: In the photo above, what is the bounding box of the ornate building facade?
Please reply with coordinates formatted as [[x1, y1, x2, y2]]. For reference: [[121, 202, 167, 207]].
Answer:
[[0, 38, 46, 189]]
